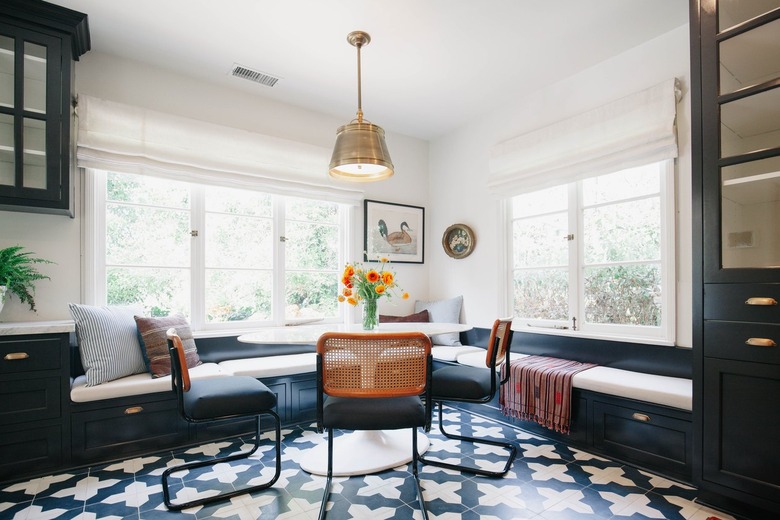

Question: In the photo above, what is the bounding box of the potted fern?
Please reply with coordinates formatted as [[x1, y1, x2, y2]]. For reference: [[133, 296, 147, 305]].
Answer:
[[0, 246, 52, 314]]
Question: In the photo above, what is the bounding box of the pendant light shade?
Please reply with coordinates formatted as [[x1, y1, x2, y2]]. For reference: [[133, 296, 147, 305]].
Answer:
[[329, 31, 394, 182]]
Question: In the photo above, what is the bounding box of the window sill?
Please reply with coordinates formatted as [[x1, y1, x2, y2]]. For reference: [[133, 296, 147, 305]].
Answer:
[[515, 325, 680, 348]]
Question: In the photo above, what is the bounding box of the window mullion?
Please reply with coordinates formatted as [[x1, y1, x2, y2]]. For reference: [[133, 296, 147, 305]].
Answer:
[[273, 197, 285, 325], [569, 182, 580, 330], [190, 186, 206, 329], [83, 168, 106, 305], [661, 160, 676, 342]]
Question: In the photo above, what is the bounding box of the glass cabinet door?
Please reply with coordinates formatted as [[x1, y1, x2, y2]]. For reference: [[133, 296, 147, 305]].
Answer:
[[0, 34, 14, 187], [706, 2, 780, 278], [0, 26, 62, 203]]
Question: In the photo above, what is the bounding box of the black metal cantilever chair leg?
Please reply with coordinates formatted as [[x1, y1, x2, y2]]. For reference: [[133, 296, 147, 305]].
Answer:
[[419, 318, 517, 477], [162, 329, 282, 511]]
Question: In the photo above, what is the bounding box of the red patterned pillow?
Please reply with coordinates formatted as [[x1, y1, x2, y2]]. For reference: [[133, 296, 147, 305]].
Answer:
[[379, 309, 430, 323], [134, 315, 201, 377]]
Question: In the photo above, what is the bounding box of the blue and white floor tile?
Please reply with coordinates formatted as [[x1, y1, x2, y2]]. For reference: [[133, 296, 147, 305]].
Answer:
[[0, 408, 738, 519]]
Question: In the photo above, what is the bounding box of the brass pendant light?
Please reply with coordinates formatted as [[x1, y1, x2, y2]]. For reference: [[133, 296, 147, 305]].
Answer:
[[329, 31, 394, 182]]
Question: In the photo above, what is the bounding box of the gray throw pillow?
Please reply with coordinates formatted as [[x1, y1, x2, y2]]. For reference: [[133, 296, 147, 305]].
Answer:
[[414, 295, 463, 346], [68, 303, 148, 386]]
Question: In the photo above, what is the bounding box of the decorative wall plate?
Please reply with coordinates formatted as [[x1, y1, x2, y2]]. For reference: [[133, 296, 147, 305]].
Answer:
[[442, 224, 475, 259]]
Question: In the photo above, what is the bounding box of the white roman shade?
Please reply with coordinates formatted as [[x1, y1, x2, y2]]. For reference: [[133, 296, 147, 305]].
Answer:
[[487, 78, 682, 197], [76, 95, 363, 204]]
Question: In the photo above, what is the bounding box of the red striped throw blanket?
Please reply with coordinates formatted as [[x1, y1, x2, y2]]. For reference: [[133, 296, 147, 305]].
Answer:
[[500, 356, 596, 434]]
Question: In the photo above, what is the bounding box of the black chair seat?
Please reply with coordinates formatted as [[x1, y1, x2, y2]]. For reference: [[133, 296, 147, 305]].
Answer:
[[431, 365, 492, 400], [184, 376, 277, 420], [322, 396, 425, 430]]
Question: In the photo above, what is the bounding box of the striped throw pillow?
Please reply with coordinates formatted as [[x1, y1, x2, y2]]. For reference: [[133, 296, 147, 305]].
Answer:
[[68, 303, 148, 386]]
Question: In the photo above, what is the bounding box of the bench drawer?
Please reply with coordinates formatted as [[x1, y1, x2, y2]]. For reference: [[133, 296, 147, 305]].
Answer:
[[593, 399, 691, 479], [72, 398, 187, 464]]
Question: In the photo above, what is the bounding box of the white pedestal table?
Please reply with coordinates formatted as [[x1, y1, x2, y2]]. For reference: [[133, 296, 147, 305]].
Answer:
[[237, 322, 471, 476]]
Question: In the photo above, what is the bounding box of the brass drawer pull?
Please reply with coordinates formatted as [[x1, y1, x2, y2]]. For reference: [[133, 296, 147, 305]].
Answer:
[[4, 352, 30, 361], [745, 297, 778, 306], [124, 406, 144, 415], [632, 413, 650, 422], [745, 338, 777, 348]]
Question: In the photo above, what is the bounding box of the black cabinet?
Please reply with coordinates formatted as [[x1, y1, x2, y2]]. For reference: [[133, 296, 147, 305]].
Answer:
[[0, 331, 70, 482], [691, 0, 780, 516], [0, 0, 89, 216]]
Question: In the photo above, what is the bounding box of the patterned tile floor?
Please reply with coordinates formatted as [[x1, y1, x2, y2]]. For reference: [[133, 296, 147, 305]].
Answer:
[[0, 407, 737, 520]]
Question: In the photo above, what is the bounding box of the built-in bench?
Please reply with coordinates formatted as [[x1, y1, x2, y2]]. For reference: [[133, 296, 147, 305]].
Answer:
[[433, 328, 694, 481], [451, 350, 692, 411], [66, 327, 693, 482], [67, 337, 319, 465]]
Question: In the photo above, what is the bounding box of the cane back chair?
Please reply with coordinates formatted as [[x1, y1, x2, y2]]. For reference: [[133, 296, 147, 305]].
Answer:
[[316, 331, 433, 519]]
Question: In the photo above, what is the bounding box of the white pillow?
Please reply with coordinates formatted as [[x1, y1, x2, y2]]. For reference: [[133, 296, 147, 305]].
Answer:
[[68, 303, 148, 386], [414, 295, 463, 346]]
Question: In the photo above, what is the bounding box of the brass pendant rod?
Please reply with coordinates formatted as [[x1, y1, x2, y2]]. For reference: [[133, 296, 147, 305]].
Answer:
[[355, 40, 363, 122]]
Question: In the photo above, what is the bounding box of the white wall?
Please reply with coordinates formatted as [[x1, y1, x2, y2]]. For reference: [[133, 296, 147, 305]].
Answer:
[[0, 26, 695, 348], [426, 25, 693, 347], [0, 52, 429, 322]]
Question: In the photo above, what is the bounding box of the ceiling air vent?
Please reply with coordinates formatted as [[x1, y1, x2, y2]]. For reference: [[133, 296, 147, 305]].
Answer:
[[230, 63, 280, 87]]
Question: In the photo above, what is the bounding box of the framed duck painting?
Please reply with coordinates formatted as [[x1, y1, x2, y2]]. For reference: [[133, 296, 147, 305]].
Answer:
[[364, 199, 425, 264]]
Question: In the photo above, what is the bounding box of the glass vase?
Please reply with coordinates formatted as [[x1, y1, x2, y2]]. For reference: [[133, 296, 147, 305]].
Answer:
[[362, 298, 379, 330]]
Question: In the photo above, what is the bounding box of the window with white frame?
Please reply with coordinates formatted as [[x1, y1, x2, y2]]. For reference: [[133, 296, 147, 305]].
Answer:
[[88, 169, 346, 331], [509, 160, 675, 343]]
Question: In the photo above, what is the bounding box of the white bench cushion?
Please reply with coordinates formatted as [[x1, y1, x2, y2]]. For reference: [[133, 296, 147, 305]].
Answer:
[[431, 345, 484, 362], [71, 362, 227, 403], [451, 355, 692, 411], [572, 366, 692, 411], [219, 353, 317, 378]]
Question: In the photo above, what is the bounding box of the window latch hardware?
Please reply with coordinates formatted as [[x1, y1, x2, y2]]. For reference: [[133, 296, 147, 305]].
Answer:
[[190, 230, 199, 237], [279, 236, 287, 242], [564, 234, 574, 241]]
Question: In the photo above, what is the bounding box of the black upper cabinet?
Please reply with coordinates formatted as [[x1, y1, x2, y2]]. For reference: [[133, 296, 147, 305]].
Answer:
[[0, 0, 89, 216]]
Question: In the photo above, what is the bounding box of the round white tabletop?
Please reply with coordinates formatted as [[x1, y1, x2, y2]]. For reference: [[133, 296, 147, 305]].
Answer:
[[237, 321, 471, 476], [237, 321, 472, 344]]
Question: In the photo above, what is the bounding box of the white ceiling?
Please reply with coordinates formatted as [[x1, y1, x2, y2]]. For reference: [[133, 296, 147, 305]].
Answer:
[[50, 0, 688, 141]]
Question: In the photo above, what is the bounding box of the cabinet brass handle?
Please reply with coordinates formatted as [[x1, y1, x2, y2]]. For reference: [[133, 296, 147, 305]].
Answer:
[[124, 406, 144, 415], [632, 413, 650, 422], [745, 338, 777, 348], [745, 297, 778, 306], [4, 352, 30, 361]]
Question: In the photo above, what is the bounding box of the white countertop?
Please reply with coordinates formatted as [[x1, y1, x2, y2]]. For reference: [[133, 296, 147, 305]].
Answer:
[[0, 320, 75, 336]]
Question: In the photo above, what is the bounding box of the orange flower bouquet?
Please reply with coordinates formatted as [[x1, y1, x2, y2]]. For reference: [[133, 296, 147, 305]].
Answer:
[[338, 258, 409, 329]]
